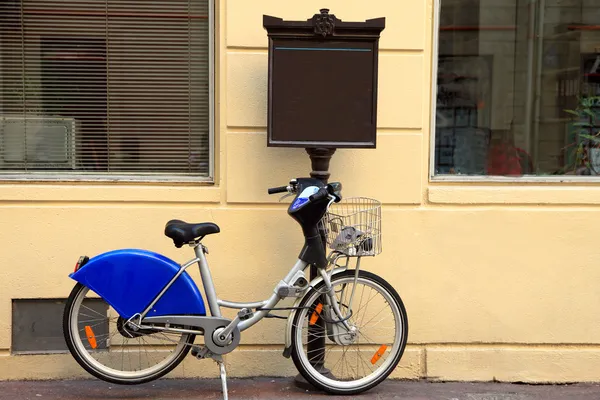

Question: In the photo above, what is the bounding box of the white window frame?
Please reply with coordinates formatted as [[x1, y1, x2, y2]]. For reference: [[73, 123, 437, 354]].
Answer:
[[429, 0, 600, 183], [0, 0, 215, 183]]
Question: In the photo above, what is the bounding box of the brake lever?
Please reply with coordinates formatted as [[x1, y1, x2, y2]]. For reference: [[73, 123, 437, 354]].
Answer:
[[279, 181, 297, 202], [279, 191, 295, 202]]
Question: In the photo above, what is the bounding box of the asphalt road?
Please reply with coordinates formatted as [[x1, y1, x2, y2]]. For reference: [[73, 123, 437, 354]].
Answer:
[[0, 379, 599, 400]]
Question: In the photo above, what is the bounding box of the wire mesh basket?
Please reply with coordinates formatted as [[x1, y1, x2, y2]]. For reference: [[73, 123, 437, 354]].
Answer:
[[319, 197, 382, 257]]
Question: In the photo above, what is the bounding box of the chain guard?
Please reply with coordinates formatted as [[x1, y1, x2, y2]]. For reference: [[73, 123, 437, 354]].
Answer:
[[140, 315, 241, 355]]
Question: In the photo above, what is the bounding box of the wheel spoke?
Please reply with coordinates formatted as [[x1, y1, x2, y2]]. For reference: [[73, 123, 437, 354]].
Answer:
[[292, 272, 406, 393], [80, 304, 107, 319], [66, 285, 192, 382], [361, 301, 392, 328]]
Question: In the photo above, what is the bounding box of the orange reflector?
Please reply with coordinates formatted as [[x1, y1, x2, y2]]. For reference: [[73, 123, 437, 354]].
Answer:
[[370, 344, 388, 365], [85, 325, 97, 349], [309, 303, 323, 326]]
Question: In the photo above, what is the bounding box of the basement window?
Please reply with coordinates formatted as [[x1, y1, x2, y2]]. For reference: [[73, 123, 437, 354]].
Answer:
[[11, 298, 108, 354]]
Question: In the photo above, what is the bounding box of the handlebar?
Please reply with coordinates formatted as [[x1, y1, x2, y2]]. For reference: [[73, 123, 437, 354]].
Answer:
[[267, 186, 289, 195], [268, 180, 342, 203]]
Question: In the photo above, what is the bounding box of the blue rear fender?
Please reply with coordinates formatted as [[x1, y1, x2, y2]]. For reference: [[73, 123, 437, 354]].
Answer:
[[70, 249, 206, 319]]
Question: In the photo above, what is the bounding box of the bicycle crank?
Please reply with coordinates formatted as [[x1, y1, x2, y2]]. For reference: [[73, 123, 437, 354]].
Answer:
[[204, 325, 240, 355]]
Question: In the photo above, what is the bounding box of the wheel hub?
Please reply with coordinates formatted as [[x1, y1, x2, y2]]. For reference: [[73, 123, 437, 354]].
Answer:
[[340, 325, 359, 345], [116, 316, 155, 339]]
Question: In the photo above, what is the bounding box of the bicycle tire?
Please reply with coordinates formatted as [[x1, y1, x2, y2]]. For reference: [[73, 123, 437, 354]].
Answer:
[[291, 269, 408, 395], [63, 283, 195, 385]]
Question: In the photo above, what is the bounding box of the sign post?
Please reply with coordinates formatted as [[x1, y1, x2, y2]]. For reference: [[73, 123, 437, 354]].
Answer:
[[263, 9, 385, 388]]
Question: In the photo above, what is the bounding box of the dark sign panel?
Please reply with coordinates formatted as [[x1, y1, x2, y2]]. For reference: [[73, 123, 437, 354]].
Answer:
[[264, 10, 385, 148]]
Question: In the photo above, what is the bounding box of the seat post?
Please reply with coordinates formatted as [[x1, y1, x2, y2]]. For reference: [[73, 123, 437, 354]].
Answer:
[[194, 244, 222, 318]]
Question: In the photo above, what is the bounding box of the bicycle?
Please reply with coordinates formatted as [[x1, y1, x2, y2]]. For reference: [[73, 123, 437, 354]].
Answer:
[[63, 177, 408, 399]]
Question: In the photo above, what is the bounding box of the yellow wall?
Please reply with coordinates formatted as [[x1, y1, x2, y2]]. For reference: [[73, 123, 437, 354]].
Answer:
[[2, 0, 600, 383]]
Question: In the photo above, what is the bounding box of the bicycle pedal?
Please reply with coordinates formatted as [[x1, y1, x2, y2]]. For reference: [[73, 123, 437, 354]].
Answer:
[[191, 345, 209, 359]]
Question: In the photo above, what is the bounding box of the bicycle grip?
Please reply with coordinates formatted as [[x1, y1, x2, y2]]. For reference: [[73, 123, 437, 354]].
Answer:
[[309, 188, 329, 201], [268, 186, 288, 195]]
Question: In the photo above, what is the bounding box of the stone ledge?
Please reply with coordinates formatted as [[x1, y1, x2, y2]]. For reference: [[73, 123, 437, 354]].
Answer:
[[0, 348, 422, 380], [427, 346, 600, 383], [3, 346, 600, 383]]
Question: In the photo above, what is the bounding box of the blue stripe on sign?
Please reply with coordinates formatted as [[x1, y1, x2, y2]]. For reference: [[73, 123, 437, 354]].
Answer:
[[275, 47, 372, 52]]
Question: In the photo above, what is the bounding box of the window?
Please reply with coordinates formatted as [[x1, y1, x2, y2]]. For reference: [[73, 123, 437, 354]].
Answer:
[[433, 0, 600, 178], [0, 0, 213, 180], [12, 298, 108, 354]]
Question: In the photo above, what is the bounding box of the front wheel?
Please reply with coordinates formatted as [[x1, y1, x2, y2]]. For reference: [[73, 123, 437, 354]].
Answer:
[[291, 270, 408, 395], [63, 283, 195, 385]]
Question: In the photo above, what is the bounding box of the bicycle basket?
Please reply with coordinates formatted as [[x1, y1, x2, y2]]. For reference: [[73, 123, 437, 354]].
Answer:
[[319, 197, 382, 256]]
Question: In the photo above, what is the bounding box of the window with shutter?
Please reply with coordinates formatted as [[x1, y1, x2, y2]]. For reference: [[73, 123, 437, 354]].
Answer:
[[0, 0, 213, 181]]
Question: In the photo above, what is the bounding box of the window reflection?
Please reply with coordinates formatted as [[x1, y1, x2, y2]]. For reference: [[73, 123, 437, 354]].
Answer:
[[434, 0, 600, 177]]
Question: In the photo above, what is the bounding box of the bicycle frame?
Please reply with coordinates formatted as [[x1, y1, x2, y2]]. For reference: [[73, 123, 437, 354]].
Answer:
[[139, 243, 324, 333], [64, 179, 403, 400]]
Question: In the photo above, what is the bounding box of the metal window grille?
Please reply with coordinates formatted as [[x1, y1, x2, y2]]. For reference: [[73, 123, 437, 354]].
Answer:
[[0, 0, 213, 180]]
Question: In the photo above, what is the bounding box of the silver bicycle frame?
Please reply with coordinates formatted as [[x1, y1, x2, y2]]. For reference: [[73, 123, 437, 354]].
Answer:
[[140, 243, 314, 332]]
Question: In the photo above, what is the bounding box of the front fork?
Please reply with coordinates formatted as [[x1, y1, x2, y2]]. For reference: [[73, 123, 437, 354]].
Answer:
[[282, 257, 361, 357], [319, 268, 354, 332], [318, 257, 362, 345]]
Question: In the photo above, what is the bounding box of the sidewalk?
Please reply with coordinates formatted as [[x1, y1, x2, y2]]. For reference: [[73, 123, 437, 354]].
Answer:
[[0, 378, 599, 400]]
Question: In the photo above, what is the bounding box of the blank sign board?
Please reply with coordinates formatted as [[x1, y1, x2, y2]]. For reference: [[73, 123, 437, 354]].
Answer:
[[264, 11, 385, 148]]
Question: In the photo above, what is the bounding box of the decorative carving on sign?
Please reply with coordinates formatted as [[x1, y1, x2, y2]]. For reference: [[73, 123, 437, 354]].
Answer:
[[313, 9, 335, 37]]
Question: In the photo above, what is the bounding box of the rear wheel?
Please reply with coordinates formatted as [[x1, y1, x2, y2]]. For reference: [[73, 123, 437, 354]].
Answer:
[[63, 283, 195, 384], [291, 270, 408, 395]]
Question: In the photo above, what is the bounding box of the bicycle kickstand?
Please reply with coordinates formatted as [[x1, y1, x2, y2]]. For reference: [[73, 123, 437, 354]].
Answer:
[[215, 357, 228, 400]]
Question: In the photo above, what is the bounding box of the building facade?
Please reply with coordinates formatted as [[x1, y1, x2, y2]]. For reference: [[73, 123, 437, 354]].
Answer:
[[2, 0, 600, 382]]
